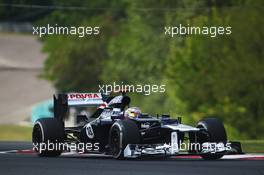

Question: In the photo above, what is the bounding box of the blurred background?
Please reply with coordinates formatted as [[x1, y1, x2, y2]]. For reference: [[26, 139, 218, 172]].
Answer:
[[0, 0, 263, 150]]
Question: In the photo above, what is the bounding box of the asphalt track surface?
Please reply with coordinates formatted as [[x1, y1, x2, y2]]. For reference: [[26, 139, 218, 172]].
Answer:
[[0, 142, 264, 175]]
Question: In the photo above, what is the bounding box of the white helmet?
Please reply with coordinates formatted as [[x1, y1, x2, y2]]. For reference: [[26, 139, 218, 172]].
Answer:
[[124, 107, 141, 119]]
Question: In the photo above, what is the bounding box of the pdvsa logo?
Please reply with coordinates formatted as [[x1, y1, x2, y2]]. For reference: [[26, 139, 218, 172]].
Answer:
[[68, 93, 100, 99]]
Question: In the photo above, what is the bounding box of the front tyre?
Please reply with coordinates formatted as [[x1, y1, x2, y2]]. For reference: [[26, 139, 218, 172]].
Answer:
[[109, 120, 140, 159], [197, 118, 227, 160], [32, 118, 65, 157]]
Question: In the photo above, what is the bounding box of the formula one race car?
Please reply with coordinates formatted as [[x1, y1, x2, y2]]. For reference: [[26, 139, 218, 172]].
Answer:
[[32, 92, 242, 160]]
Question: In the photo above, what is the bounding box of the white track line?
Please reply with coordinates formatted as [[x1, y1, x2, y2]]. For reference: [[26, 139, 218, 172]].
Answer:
[[1, 150, 264, 160], [222, 154, 264, 159]]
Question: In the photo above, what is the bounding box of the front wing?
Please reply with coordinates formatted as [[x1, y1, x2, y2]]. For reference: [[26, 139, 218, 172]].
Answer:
[[123, 132, 241, 158]]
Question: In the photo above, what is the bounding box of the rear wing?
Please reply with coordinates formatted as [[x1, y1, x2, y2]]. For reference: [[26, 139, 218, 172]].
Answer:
[[53, 93, 104, 122], [67, 93, 104, 106]]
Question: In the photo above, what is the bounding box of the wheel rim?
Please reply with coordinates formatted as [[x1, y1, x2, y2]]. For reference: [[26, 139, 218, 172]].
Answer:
[[110, 129, 121, 157]]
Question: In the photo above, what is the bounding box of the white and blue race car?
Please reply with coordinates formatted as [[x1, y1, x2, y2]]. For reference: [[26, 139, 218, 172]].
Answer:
[[32, 92, 242, 160]]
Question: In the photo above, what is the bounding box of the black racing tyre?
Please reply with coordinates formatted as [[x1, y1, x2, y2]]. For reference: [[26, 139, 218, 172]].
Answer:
[[32, 118, 65, 157], [109, 120, 140, 159], [197, 118, 227, 160]]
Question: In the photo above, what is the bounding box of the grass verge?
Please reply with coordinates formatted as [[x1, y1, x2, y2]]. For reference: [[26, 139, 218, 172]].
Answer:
[[240, 140, 264, 153], [0, 125, 32, 141]]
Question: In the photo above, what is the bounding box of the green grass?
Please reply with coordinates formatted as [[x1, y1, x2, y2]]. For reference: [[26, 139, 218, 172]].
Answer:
[[0, 125, 32, 141], [240, 140, 264, 153]]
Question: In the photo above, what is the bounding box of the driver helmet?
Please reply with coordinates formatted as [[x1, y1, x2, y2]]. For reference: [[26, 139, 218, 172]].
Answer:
[[124, 107, 141, 119]]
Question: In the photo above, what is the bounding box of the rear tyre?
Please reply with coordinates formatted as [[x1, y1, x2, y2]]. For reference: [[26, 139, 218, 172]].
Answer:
[[32, 118, 65, 157], [197, 118, 227, 160], [109, 120, 140, 159]]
